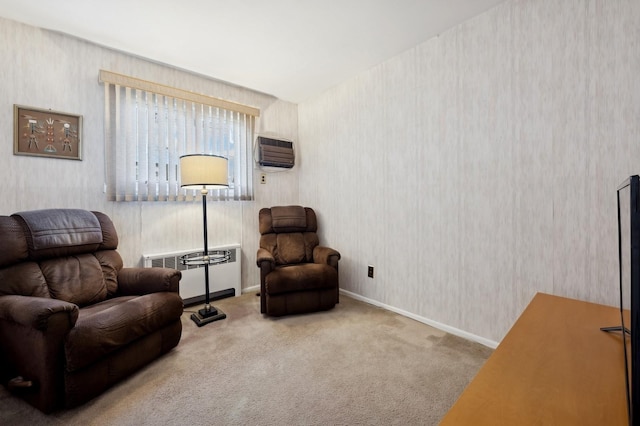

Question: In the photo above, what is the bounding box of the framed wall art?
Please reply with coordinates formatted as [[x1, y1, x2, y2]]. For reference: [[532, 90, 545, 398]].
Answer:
[[13, 105, 82, 160]]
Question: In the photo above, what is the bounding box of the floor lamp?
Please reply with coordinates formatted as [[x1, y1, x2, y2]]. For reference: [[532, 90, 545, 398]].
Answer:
[[179, 153, 229, 327]]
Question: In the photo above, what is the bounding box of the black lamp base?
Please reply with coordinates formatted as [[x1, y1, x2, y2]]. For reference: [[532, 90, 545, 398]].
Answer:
[[190, 305, 226, 327]]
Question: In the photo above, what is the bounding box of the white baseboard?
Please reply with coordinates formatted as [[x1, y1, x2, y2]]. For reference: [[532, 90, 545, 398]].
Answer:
[[241, 285, 498, 348], [340, 289, 499, 349], [242, 285, 260, 294]]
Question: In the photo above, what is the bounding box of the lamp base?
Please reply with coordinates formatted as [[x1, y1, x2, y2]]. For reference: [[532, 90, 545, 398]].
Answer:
[[190, 305, 226, 327]]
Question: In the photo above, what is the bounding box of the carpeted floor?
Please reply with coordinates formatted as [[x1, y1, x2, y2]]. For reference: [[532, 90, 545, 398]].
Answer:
[[0, 293, 492, 425]]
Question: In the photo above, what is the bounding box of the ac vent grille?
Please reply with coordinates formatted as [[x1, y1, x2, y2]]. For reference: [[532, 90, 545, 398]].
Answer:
[[165, 256, 177, 269], [261, 138, 291, 149], [258, 136, 295, 168]]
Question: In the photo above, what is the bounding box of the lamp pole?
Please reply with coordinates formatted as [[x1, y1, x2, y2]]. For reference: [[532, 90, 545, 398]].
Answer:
[[201, 187, 212, 313]]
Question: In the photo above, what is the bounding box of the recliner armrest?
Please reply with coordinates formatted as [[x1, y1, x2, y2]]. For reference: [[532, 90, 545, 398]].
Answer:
[[313, 246, 341, 267], [0, 295, 79, 413], [117, 267, 181, 295], [256, 248, 276, 268], [0, 295, 78, 331]]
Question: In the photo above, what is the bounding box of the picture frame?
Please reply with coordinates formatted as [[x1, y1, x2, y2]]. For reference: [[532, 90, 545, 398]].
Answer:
[[13, 105, 82, 160]]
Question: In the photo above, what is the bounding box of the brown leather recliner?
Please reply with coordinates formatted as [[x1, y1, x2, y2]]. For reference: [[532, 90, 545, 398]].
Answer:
[[257, 206, 340, 316], [0, 208, 183, 413]]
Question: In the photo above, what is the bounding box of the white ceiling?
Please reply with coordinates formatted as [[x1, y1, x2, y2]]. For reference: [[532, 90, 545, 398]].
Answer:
[[0, 0, 505, 103]]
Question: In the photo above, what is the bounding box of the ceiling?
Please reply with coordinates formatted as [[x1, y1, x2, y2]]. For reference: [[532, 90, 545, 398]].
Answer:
[[0, 0, 506, 103]]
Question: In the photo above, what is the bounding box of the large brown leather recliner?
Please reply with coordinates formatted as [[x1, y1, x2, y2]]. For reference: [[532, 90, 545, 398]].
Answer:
[[0, 208, 183, 413], [257, 206, 340, 316]]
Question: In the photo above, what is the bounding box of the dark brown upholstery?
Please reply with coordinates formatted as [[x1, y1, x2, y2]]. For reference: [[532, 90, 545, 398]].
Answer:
[[0, 209, 183, 413], [257, 206, 340, 316]]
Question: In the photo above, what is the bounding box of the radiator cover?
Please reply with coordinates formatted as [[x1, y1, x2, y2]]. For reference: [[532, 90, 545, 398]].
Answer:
[[142, 244, 241, 305]]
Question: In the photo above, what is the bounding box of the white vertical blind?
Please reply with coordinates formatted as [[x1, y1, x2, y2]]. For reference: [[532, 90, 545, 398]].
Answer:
[[101, 71, 258, 202]]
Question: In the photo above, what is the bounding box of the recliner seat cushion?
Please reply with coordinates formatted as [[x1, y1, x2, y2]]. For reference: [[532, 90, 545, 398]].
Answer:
[[41, 254, 107, 306], [0, 262, 50, 298], [275, 234, 306, 264], [64, 292, 183, 372], [261, 232, 319, 265], [265, 263, 338, 295]]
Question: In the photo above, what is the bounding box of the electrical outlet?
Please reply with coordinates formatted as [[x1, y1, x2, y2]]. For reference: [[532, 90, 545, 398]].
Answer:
[[368, 265, 374, 278], [260, 173, 266, 184]]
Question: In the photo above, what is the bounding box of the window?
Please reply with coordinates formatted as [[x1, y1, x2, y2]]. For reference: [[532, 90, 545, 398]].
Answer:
[[100, 70, 259, 201]]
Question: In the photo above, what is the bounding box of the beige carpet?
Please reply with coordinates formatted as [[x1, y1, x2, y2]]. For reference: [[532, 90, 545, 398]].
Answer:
[[0, 293, 492, 426]]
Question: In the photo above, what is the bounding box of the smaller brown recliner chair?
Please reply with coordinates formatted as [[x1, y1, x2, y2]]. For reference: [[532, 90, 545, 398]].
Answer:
[[257, 205, 340, 316]]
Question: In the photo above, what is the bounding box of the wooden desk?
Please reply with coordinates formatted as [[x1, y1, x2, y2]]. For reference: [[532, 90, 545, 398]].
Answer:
[[440, 293, 628, 425]]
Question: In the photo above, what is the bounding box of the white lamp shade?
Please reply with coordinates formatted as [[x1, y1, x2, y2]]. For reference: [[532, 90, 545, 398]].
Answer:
[[180, 154, 229, 189]]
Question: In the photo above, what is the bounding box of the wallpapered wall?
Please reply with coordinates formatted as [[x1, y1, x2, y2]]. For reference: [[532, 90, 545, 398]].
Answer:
[[1, 0, 639, 345], [298, 0, 640, 344], [0, 17, 300, 290]]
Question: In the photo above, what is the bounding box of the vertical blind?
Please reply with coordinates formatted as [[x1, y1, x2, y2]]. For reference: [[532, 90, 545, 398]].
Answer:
[[100, 70, 259, 202]]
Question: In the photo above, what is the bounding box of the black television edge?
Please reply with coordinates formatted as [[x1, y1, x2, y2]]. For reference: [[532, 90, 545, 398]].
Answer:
[[602, 174, 640, 426]]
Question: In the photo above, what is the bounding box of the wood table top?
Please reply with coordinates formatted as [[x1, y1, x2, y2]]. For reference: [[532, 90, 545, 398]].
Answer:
[[440, 293, 628, 426]]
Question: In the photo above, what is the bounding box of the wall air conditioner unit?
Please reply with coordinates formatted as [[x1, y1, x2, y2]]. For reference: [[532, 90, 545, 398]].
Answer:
[[257, 136, 295, 168]]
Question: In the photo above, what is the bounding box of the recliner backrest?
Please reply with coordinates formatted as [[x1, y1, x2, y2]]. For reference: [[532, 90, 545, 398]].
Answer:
[[259, 206, 319, 265], [0, 209, 123, 306]]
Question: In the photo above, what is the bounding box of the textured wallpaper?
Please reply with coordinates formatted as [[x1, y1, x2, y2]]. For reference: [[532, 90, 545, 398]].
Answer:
[[0, 17, 300, 291], [1, 0, 638, 345], [298, 0, 640, 343]]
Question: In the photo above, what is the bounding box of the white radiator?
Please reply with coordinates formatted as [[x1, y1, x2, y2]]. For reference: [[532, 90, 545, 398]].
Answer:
[[142, 244, 241, 305]]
